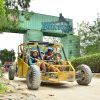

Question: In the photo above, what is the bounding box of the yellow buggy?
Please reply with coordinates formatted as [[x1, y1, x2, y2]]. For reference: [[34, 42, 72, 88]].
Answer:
[[8, 41, 92, 90]]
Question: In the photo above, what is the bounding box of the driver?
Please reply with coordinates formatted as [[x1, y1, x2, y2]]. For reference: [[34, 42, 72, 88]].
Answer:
[[44, 47, 53, 60]]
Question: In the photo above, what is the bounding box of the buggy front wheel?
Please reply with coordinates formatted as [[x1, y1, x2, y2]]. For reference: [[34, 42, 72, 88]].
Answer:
[[76, 64, 92, 85], [26, 65, 41, 90]]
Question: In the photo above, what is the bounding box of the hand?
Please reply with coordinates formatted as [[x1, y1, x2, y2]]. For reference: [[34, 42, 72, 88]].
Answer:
[[35, 58, 38, 61], [49, 54, 54, 58]]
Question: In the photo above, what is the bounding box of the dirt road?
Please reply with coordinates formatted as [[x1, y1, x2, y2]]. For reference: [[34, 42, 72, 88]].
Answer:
[[0, 73, 100, 100]]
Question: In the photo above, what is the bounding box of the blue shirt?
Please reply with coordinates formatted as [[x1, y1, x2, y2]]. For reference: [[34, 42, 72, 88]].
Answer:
[[28, 56, 38, 65]]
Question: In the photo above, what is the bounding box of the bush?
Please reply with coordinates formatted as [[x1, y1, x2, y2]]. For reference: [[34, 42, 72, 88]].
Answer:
[[0, 70, 3, 77], [71, 53, 100, 73], [0, 82, 8, 93], [0, 63, 2, 67], [0, 66, 4, 78]]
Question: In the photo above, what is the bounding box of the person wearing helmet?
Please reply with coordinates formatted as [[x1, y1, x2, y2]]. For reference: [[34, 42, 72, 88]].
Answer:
[[28, 49, 39, 65], [29, 49, 46, 71], [44, 47, 53, 60]]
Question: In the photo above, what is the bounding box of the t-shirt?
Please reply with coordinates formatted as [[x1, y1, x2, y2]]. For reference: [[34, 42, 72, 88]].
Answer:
[[28, 56, 39, 65], [44, 53, 53, 60]]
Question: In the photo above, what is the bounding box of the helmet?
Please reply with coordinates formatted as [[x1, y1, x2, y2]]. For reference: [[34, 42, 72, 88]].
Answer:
[[47, 47, 53, 52], [31, 48, 38, 53], [32, 50, 38, 53]]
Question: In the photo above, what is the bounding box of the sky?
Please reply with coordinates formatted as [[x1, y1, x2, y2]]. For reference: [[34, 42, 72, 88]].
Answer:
[[0, 0, 100, 55]]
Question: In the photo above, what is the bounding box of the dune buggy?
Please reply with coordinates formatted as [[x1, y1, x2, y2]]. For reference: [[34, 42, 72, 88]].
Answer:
[[8, 41, 92, 90]]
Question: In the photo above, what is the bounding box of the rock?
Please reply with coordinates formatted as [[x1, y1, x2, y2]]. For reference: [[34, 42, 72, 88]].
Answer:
[[20, 96, 24, 99], [6, 89, 15, 93], [21, 92, 28, 95], [6, 87, 16, 93], [27, 95, 39, 100], [18, 84, 21, 86], [0, 94, 4, 97], [93, 73, 100, 78], [48, 94, 54, 96], [16, 87, 24, 90], [5, 94, 23, 100]]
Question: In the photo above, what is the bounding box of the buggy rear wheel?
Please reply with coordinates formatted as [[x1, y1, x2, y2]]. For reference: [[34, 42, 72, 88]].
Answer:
[[26, 65, 41, 90], [76, 64, 92, 85], [8, 66, 15, 80]]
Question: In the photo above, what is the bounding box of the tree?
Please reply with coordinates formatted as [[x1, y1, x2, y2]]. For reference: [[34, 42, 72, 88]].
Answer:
[[0, 0, 33, 32], [0, 0, 5, 17], [0, 49, 16, 64], [4, 0, 33, 19], [4, 0, 32, 11], [0, 0, 6, 31], [77, 14, 100, 55]]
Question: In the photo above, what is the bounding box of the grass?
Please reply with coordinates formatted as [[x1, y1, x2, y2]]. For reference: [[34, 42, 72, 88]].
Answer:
[[0, 83, 8, 93], [0, 68, 8, 93]]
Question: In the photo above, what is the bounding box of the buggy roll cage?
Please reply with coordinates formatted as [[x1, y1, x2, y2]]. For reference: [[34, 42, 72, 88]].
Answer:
[[18, 41, 68, 61]]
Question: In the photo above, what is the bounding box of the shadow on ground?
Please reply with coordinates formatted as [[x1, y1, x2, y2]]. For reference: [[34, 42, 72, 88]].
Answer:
[[40, 82, 74, 89]]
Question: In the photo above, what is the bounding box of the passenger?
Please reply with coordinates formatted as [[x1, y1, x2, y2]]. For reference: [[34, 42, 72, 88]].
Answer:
[[29, 50, 39, 65], [29, 49, 46, 71]]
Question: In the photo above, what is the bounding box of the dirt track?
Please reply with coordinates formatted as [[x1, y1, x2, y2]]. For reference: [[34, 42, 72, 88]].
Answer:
[[0, 73, 100, 100]]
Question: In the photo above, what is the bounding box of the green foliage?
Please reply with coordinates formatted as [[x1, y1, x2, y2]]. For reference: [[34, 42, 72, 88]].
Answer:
[[71, 53, 100, 72], [0, 70, 3, 78], [0, 0, 33, 32], [0, 0, 19, 32], [0, 63, 2, 67], [0, 64, 4, 77], [0, 83, 8, 93], [0, 49, 16, 64], [24, 11, 34, 20], [0, 0, 5, 16], [0, 0, 34, 32], [0, 0, 6, 31], [4, 0, 32, 11], [77, 14, 100, 55], [0, 64, 3, 78], [84, 43, 100, 55], [4, 0, 33, 20]]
